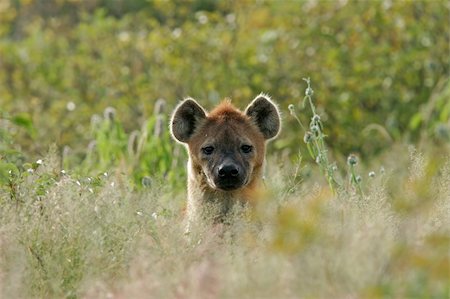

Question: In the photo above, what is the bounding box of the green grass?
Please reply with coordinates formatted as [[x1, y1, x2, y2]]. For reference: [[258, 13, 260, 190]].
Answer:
[[1, 1, 449, 159]]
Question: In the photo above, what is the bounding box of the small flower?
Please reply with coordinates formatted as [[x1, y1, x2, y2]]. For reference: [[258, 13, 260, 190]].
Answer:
[[151, 212, 158, 220], [369, 171, 376, 178], [103, 172, 108, 177], [88, 188, 94, 193], [305, 87, 314, 97], [90, 114, 102, 127], [172, 28, 182, 38], [136, 211, 143, 216], [303, 131, 313, 143], [27, 168, 34, 173], [36, 159, 43, 165], [110, 182, 115, 187], [118, 31, 130, 43], [76, 180, 81, 186], [355, 175, 362, 183], [196, 13, 208, 24], [310, 124, 319, 133], [66, 101, 76, 111], [288, 104, 295, 115], [312, 114, 320, 122], [226, 13, 236, 24], [347, 154, 358, 166], [332, 165, 338, 171], [61, 170, 66, 175]]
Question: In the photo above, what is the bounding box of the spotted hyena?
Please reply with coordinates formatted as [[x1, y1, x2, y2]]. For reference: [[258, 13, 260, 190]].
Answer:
[[170, 94, 281, 228]]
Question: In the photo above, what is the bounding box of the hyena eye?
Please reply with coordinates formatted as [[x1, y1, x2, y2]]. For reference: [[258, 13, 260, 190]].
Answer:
[[241, 145, 253, 153], [202, 146, 214, 155]]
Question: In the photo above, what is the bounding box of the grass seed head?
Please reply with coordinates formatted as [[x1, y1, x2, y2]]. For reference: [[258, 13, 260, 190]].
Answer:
[[104, 107, 116, 121], [154, 115, 164, 137], [154, 98, 167, 116], [128, 130, 140, 156]]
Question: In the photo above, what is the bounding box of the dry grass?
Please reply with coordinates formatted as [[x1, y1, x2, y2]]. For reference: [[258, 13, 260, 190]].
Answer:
[[1, 146, 449, 299]]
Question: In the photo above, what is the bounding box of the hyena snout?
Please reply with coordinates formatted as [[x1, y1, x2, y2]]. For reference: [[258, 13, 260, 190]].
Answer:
[[218, 163, 239, 178], [214, 159, 246, 191]]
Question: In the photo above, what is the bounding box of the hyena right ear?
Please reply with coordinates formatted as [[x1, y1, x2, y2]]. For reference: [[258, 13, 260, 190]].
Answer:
[[170, 98, 207, 143]]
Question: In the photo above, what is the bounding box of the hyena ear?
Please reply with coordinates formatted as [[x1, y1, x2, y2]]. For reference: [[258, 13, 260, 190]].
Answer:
[[170, 98, 207, 143], [245, 94, 281, 140]]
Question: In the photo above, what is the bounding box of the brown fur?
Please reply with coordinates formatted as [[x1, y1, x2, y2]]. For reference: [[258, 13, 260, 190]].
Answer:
[[170, 94, 280, 229]]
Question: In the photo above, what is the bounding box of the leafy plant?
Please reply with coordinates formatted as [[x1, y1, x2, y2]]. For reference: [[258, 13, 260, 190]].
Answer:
[[289, 78, 341, 193], [1, 1, 448, 162]]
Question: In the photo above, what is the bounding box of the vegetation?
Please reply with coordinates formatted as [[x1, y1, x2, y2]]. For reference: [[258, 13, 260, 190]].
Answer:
[[0, 1, 449, 298], [1, 139, 449, 298]]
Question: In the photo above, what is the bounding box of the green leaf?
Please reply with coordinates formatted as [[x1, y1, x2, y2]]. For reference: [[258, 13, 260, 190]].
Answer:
[[11, 113, 36, 138], [409, 114, 422, 131]]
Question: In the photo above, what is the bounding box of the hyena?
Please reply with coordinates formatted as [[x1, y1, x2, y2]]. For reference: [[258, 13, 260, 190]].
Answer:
[[170, 94, 281, 228]]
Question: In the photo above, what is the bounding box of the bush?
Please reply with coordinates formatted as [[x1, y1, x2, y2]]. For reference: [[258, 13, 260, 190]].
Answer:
[[0, 0, 448, 167]]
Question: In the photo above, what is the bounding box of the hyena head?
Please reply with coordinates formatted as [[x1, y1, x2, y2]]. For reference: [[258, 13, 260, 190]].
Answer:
[[170, 94, 281, 192]]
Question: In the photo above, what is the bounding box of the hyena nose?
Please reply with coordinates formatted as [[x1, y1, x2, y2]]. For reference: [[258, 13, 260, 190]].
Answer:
[[218, 164, 239, 178]]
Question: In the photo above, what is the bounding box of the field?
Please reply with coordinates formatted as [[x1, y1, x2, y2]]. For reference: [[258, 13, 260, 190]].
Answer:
[[1, 143, 450, 298], [1, 1, 449, 298]]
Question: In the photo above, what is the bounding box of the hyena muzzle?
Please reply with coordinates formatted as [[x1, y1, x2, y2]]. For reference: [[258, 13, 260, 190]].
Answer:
[[170, 94, 281, 227]]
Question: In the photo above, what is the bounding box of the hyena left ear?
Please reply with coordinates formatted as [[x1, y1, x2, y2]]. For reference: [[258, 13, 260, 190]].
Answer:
[[170, 98, 207, 143], [245, 94, 281, 140]]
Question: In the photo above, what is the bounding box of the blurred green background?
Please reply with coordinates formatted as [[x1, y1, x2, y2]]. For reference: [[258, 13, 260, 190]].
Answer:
[[1, 0, 449, 185]]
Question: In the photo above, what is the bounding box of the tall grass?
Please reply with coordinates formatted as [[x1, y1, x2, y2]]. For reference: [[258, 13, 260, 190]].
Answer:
[[60, 100, 185, 189], [1, 138, 449, 298], [1, 79, 449, 299]]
